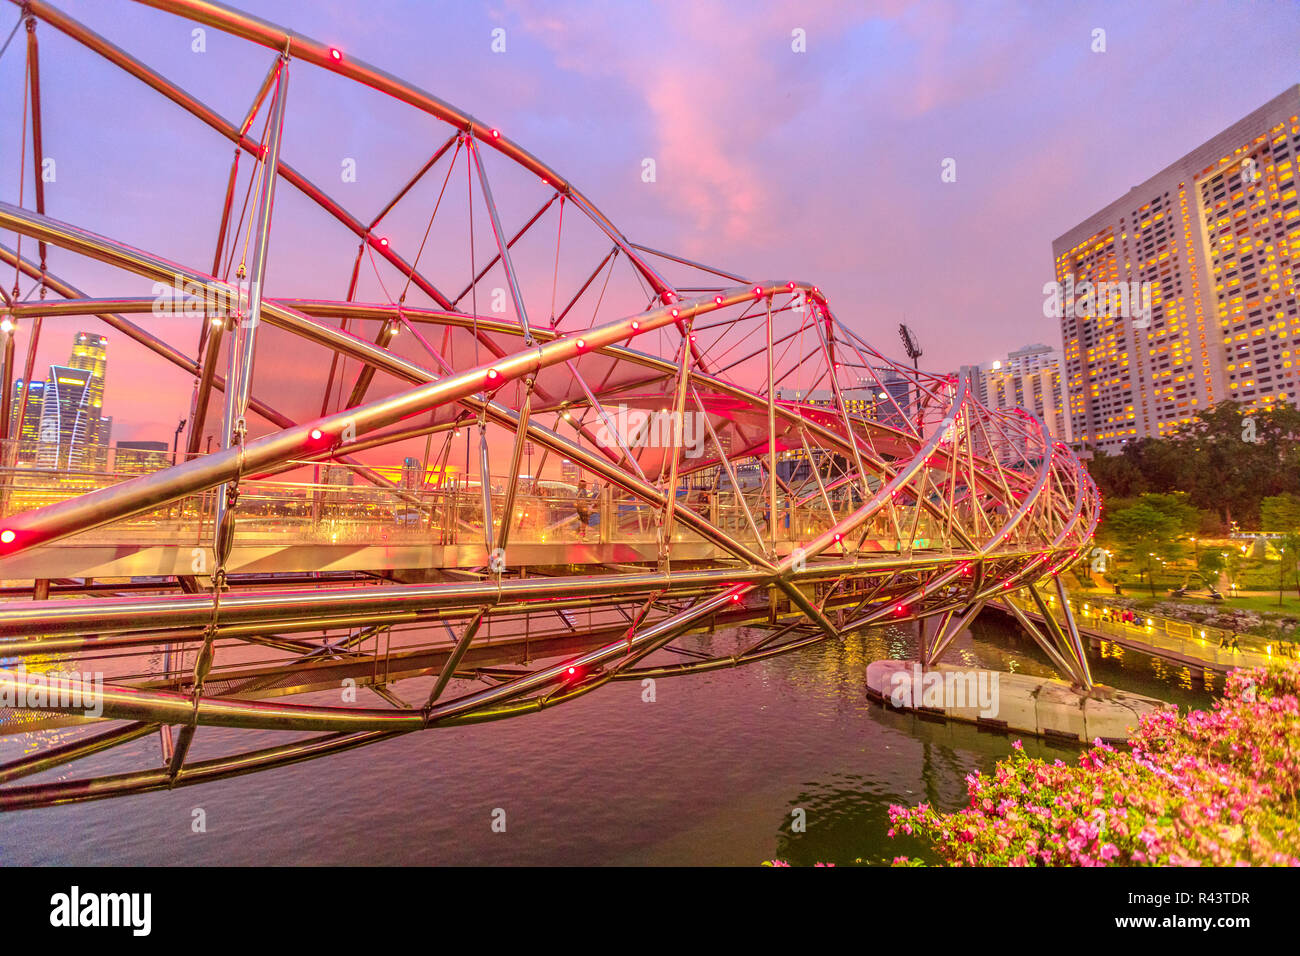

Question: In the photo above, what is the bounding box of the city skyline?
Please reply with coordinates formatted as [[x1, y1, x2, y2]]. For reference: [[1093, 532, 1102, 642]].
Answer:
[[1, 1, 1298, 447], [1, 0, 1295, 886]]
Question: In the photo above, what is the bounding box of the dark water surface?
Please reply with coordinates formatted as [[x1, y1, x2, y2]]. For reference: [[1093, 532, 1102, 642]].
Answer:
[[0, 614, 1215, 866]]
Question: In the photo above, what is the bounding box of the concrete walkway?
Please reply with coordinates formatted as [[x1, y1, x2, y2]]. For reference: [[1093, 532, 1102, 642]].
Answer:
[[865, 660, 1163, 744], [1004, 592, 1283, 675]]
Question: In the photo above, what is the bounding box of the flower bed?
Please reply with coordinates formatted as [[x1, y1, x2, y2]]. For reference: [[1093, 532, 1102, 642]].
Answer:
[[887, 663, 1300, 866]]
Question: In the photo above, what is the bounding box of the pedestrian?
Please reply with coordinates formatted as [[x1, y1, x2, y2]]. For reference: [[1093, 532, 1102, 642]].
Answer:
[[575, 479, 591, 538]]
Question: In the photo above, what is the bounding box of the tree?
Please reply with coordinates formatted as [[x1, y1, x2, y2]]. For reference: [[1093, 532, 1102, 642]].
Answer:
[[1195, 547, 1224, 589], [1106, 501, 1183, 596], [1261, 493, 1300, 533], [1280, 532, 1300, 602], [1089, 400, 1300, 530], [1134, 492, 1200, 534]]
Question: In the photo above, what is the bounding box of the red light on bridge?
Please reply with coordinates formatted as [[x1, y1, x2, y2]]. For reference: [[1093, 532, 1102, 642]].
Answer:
[[787, 282, 796, 291], [328, 47, 343, 61], [730, 594, 741, 603], [489, 128, 501, 139], [378, 237, 389, 247], [575, 338, 586, 351], [0, 529, 14, 545], [309, 428, 323, 441], [670, 308, 680, 318], [753, 286, 763, 296], [714, 295, 724, 306], [833, 533, 843, 543], [487, 368, 500, 382], [895, 604, 907, 615]]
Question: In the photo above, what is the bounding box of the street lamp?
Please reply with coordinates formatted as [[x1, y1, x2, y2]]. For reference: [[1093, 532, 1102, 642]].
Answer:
[[172, 418, 187, 465]]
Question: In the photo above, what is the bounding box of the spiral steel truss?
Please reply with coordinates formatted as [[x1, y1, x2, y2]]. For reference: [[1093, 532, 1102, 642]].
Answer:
[[0, 0, 1099, 808]]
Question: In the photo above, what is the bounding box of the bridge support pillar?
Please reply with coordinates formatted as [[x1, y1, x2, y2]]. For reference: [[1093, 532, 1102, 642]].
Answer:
[[32, 578, 49, 601]]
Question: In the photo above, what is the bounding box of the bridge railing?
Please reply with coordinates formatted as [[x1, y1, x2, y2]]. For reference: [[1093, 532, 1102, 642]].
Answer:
[[0, 452, 960, 554], [1007, 590, 1288, 670]]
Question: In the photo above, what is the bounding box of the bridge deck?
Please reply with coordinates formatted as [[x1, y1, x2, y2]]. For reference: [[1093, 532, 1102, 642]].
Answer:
[[1002, 594, 1277, 674]]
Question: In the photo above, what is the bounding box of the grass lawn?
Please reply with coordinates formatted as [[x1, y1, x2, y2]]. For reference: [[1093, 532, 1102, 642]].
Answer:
[[1071, 565, 1300, 616]]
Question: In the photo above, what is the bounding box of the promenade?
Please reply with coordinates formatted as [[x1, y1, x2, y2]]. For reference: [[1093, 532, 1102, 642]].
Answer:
[[1003, 589, 1285, 675]]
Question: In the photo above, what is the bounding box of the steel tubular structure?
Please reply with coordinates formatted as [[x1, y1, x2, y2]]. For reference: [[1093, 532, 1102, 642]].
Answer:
[[0, 0, 1100, 809]]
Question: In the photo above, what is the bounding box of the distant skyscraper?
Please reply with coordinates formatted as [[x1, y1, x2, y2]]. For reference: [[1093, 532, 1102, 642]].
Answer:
[[1054, 87, 1300, 452], [981, 345, 1073, 443], [11, 379, 45, 464], [878, 368, 912, 429], [37, 366, 94, 470], [68, 332, 110, 469], [402, 456, 421, 490]]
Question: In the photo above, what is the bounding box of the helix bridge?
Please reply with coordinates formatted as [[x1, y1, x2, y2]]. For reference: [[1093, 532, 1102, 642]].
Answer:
[[0, 0, 1100, 809]]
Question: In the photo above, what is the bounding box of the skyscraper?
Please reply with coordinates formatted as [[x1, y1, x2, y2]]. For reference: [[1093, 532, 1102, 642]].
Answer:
[[1053, 86, 1300, 452], [37, 366, 94, 470], [10, 379, 45, 464], [68, 332, 110, 469], [981, 345, 1072, 443]]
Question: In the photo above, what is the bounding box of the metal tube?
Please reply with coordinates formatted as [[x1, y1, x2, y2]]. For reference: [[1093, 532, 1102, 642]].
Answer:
[[495, 388, 532, 554], [1053, 574, 1094, 689], [469, 136, 534, 344], [424, 609, 485, 706], [0, 566, 762, 639], [766, 295, 777, 553]]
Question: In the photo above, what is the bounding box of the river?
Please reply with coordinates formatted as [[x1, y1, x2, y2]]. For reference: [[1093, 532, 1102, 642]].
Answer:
[[0, 613, 1217, 865]]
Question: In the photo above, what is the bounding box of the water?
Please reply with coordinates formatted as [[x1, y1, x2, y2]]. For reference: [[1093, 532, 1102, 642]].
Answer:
[[0, 613, 1215, 866]]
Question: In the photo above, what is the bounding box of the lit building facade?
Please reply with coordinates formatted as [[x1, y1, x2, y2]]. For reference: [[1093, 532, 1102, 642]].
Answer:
[[981, 345, 1073, 443], [68, 332, 110, 469], [10, 379, 45, 464], [37, 366, 95, 470], [1053, 86, 1300, 452]]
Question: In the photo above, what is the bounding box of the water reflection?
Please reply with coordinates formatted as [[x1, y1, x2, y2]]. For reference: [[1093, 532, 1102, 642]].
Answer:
[[0, 612, 1215, 866]]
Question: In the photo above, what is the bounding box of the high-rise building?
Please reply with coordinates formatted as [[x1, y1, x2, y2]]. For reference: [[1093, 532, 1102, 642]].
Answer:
[[1053, 86, 1300, 452], [10, 379, 45, 463], [37, 366, 94, 470], [68, 332, 110, 469], [402, 456, 421, 490], [878, 369, 912, 429], [981, 345, 1073, 443]]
